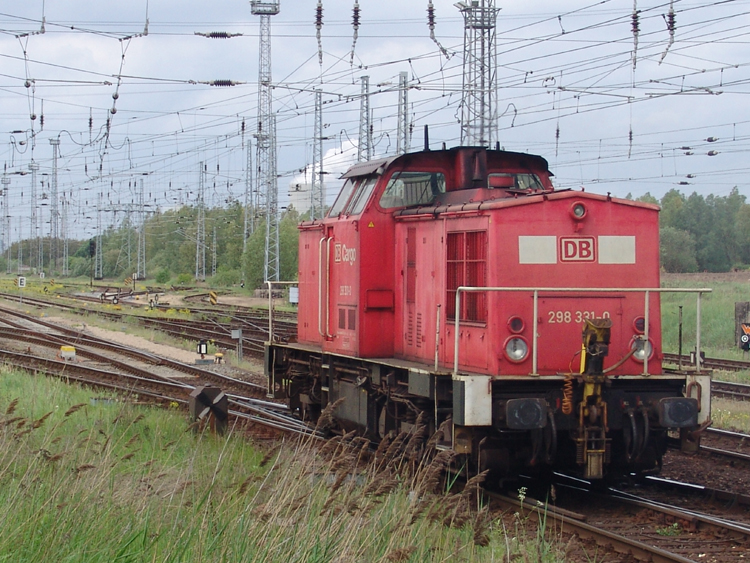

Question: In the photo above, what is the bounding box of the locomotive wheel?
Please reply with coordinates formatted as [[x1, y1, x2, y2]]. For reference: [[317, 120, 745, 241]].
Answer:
[[543, 411, 558, 464], [378, 401, 397, 439], [623, 410, 642, 463]]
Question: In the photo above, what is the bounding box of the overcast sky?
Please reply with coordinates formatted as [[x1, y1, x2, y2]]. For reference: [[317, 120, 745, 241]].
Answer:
[[1, 0, 750, 242]]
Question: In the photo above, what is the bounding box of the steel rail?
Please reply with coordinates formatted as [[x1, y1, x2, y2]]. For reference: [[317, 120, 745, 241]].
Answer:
[[485, 490, 695, 563], [0, 305, 268, 397]]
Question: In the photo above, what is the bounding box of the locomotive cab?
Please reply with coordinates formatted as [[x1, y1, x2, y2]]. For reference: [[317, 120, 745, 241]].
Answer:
[[269, 145, 711, 481]]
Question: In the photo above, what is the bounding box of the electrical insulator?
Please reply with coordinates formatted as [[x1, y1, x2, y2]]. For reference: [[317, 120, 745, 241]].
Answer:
[[352, 1, 360, 29]]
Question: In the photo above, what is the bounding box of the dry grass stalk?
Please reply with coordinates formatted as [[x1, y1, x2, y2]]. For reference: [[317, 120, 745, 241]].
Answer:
[[472, 506, 492, 546], [416, 450, 456, 495], [425, 416, 452, 450], [373, 431, 393, 460], [32, 411, 53, 429], [237, 475, 254, 495], [2, 416, 23, 427], [385, 546, 416, 562], [132, 414, 145, 424], [403, 414, 427, 463], [316, 398, 345, 432], [125, 434, 140, 448], [64, 403, 86, 417], [5, 398, 18, 415], [318, 435, 342, 458], [259, 444, 281, 467], [75, 464, 96, 474], [379, 431, 408, 470], [462, 469, 489, 498]]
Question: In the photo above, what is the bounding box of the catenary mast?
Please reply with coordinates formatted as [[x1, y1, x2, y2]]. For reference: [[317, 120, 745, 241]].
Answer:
[[456, 0, 500, 147], [251, 0, 280, 282]]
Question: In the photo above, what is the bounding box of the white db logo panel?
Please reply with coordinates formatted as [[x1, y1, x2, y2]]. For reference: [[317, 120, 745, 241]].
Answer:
[[559, 237, 595, 262]]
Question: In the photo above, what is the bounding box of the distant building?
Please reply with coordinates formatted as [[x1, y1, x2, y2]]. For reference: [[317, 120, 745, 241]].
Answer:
[[288, 180, 312, 215]]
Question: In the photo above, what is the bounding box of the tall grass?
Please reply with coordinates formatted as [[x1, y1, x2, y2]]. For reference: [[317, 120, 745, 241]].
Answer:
[[661, 278, 750, 359], [0, 367, 572, 562]]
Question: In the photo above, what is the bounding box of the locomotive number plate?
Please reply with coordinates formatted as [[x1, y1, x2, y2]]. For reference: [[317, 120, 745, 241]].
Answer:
[[547, 310, 610, 324]]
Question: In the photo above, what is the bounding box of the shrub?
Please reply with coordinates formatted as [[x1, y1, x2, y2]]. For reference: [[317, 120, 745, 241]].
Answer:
[[155, 268, 170, 284]]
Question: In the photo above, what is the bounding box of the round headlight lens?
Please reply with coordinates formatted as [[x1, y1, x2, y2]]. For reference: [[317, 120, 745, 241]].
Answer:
[[570, 202, 587, 220], [505, 337, 529, 362], [631, 338, 653, 361], [633, 316, 646, 334]]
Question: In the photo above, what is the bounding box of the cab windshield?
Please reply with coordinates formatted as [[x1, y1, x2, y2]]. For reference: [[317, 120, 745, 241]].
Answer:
[[379, 171, 446, 209]]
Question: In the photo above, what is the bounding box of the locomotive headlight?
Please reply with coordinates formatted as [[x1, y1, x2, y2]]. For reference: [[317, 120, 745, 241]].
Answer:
[[504, 336, 529, 363], [569, 201, 587, 220], [631, 337, 654, 361]]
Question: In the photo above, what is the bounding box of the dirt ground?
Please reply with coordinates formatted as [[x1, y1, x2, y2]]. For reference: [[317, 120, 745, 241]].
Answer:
[[42, 314, 199, 364]]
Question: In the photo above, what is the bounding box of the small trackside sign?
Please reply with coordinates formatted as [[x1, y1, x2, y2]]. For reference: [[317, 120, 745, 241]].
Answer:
[[559, 237, 595, 262]]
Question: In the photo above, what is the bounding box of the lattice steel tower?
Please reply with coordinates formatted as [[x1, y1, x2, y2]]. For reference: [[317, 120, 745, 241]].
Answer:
[[29, 161, 42, 273], [61, 195, 69, 275], [311, 89, 324, 220], [456, 0, 500, 147], [251, 0, 280, 282], [95, 193, 103, 279], [49, 137, 60, 270], [1, 173, 9, 273], [358, 76, 372, 162], [397, 71, 409, 154], [136, 178, 146, 280], [195, 163, 206, 281], [243, 137, 253, 256]]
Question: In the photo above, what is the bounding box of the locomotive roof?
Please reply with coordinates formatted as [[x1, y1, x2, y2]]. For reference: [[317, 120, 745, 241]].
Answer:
[[393, 187, 660, 218], [340, 146, 551, 179]]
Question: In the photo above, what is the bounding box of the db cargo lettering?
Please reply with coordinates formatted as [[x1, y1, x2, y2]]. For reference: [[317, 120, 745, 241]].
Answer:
[[334, 243, 356, 264]]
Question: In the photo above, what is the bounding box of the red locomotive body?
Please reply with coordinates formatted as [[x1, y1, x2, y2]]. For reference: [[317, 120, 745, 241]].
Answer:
[[268, 146, 710, 480]]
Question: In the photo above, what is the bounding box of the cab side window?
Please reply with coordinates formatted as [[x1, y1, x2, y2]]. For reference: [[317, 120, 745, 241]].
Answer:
[[346, 177, 378, 215], [328, 178, 359, 217]]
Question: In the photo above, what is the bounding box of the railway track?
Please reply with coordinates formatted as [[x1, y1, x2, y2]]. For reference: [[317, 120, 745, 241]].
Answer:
[[0, 343, 318, 440], [664, 352, 750, 373], [0, 291, 296, 359], [0, 303, 321, 439], [488, 475, 750, 563], [5, 290, 750, 560]]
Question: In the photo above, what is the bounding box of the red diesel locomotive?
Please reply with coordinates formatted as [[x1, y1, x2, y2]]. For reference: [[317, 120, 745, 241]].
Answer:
[[265, 145, 711, 480]]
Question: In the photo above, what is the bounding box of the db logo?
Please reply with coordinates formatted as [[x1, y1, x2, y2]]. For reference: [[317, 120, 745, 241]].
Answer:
[[334, 243, 356, 265], [559, 237, 596, 262]]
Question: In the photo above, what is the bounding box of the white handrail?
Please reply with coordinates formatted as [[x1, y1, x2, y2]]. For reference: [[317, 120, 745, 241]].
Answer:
[[452, 286, 712, 377]]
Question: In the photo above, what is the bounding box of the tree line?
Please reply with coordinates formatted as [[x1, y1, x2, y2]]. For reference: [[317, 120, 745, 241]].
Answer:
[[632, 188, 749, 273], [1, 188, 744, 285]]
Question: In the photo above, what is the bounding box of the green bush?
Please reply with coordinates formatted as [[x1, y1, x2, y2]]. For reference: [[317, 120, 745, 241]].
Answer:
[[212, 268, 241, 287], [155, 268, 170, 284]]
